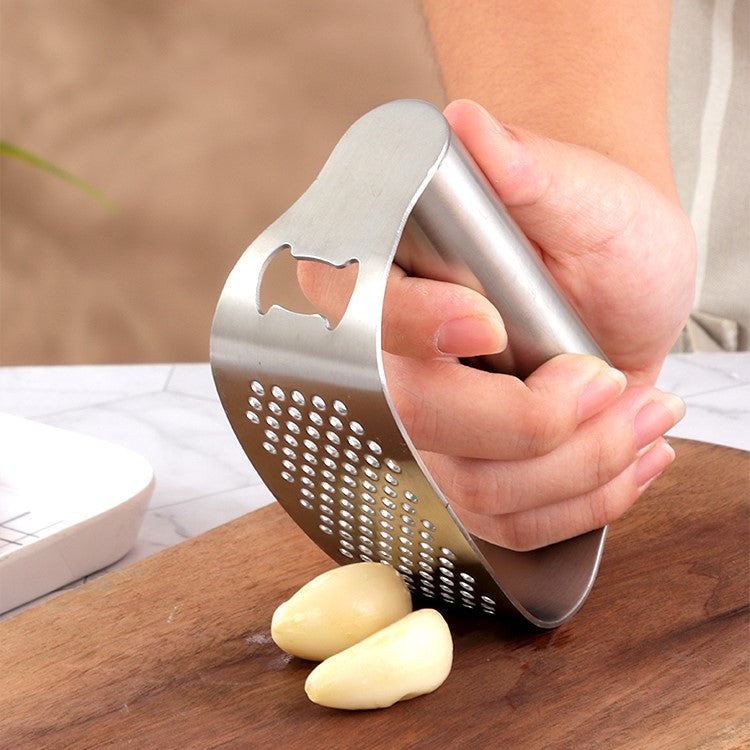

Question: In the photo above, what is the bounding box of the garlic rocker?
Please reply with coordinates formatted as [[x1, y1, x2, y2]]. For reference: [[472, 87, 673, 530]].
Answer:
[[210, 100, 608, 628]]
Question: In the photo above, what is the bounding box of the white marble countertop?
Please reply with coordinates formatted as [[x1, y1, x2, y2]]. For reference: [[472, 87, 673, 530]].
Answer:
[[1, 353, 748, 617]]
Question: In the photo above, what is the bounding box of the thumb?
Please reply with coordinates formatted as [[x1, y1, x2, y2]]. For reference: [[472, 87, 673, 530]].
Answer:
[[443, 98, 695, 382], [443, 98, 652, 260]]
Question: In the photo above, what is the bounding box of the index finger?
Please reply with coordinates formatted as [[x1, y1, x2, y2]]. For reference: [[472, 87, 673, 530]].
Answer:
[[297, 258, 507, 359]]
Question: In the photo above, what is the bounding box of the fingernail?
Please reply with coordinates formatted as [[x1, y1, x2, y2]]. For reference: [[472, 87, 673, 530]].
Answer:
[[635, 440, 676, 490], [436, 316, 506, 357], [634, 394, 686, 450], [636, 439, 657, 458], [576, 365, 627, 422], [449, 99, 516, 139]]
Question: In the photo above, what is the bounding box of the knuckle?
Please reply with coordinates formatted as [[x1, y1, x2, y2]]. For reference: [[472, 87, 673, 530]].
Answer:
[[388, 374, 440, 450], [435, 459, 487, 515], [493, 513, 541, 553], [390, 386, 420, 437], [515, 401, 566, 457], [589, 482, 639, 529], [436, 460, 523, 519], [589, 437, 621, 489]]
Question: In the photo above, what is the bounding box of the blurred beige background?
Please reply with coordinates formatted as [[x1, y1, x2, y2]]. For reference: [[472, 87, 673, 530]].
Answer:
[[1, 0, 444, 364]]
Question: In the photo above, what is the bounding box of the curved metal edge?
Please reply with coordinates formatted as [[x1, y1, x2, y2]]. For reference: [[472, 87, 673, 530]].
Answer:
[[210, 98, 608, 628], [407, 126, 609, 627]]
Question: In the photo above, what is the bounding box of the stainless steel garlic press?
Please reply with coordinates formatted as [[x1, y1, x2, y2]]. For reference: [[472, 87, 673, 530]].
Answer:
[[210, 99, 608, 628]]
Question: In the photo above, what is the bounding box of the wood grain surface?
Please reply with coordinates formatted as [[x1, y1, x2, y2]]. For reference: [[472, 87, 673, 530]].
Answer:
[[2, 439, 748, 749]]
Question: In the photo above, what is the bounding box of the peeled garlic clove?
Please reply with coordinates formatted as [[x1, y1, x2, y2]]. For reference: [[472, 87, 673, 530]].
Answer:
[[271, 562, 412, 661], [304, 608, 453, 710]]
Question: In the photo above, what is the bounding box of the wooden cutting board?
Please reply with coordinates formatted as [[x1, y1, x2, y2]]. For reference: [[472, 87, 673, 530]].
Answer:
[[2, 439, 748, 749]]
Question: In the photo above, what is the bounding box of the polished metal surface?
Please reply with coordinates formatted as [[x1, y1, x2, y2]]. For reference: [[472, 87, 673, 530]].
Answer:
[[211, 99, 606, 627], [409, 136, 606, 377]]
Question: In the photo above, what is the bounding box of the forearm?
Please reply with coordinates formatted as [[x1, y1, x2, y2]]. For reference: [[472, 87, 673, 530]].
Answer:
[[421, 0, 677, 198]]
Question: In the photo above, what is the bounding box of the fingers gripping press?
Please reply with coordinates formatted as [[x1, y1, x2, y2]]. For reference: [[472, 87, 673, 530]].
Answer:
[[423, 384, 685, 551], [385, 353, 626, 461], [298, 257, 507, 359], [294, 99, 688, 554]]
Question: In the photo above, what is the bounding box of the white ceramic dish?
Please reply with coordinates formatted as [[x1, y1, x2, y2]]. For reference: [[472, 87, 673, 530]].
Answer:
[[0, 413, 154, 615]]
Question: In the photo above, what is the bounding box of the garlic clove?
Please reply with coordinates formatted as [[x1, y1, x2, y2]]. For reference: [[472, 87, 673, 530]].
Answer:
[[304, 608, 453, 710], [271, 562, 412, 661]]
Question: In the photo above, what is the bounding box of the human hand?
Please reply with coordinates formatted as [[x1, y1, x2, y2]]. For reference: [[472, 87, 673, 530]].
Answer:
[[299, 100, 693, 550], [443, 100, 696, 386]]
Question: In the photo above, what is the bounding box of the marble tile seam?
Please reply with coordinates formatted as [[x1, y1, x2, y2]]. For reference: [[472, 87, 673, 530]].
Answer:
[[148, 483, 261, 511], [159, 388, 221, 405], [21, 389, 176, 422], [679, 380, 750, 400], [161, 363, 177, 392]]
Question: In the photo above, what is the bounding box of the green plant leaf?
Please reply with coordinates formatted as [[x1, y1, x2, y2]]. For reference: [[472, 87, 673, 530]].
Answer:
[[0, 140, 116, 211]]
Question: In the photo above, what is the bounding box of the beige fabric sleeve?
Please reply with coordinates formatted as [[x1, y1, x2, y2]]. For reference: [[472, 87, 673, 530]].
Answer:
[[668, 0, 749, 351]]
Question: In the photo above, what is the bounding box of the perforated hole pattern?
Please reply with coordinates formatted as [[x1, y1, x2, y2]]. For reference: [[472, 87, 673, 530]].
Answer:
[[245, 379, 497, 615]]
